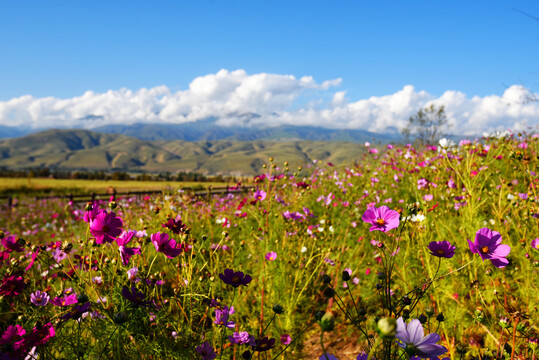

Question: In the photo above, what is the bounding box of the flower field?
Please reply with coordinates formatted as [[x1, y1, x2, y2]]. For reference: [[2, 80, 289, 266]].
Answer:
[[1, 133, 538, 360]]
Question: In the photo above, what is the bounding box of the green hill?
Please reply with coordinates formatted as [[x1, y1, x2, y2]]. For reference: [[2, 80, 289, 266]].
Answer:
[[0, 129, 370, 175]]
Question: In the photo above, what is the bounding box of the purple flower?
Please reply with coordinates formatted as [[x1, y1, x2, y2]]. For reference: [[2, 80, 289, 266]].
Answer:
[[319, 355, 339, 360], [229, 331, 254, 345], [468, 228, 511, 268], [252, 336, 275, 352], [362, 205, 400, 232], [196, 341, 217, 360], [253, 189, 267, 202], [281, 334, 292, 345], [90, 210, 123, 244], [0, 324, 26, 352], [61, 302, 91, 322], [396, 317, 448, 358], [265, 251, 277, 261], [116, 230, 142, 266], [1, 235, 24, 252], [162, 216, 187, 234], [121, 285, 153, 308], [30, 291, 50, 306], [219, 269, 252, 288], [151, 232, 183, 259], [50, 294, 78, 307], [427, 241, 456, 258], [214, 306, 235, 328]]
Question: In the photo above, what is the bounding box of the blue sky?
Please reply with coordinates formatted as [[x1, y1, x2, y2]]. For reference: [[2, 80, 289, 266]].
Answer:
[[1, 1, 538, 134]]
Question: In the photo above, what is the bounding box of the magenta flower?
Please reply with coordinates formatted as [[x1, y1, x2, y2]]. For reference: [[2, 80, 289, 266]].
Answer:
[[0, 324, 26, 351], [468, 228, 511, 268], [196, 341, 217, 360], [396, 317, 448, 358], [116, 230, 142, 266], [531, 238, 539, 250], [0, 275, 25, 297], [428, 241, 456, 258], [1, 235, 24, 252], [280, 334, 292, 345], [30, 290, 50, 306], [151, 232, 183, 259], [253, 189, 267, 202], [50, 294, 78, 307], [90, 210, 123, 244], [265, 251, 277, 261], [362, 205, 400, 232], [219, 269, 252, 288]]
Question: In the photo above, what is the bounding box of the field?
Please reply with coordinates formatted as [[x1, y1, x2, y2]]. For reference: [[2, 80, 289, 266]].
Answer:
[[0, 134, 537, 360], [0, 178, 229, 197]]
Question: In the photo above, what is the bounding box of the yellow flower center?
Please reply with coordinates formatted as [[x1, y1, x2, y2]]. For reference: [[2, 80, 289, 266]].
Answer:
[[375, 218, 386, 226], [436, 249, 445, 255], [480, 246, 489, 254]]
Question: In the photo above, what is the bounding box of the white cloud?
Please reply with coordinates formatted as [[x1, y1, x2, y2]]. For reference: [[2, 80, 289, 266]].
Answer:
[[0, 69, 538, 135]]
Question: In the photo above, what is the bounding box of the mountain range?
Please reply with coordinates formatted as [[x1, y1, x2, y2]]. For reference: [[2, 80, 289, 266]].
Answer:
[[0, 128, 378, 175]]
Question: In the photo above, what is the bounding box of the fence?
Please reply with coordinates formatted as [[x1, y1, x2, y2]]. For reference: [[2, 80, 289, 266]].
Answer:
[[0, 185, 255, 208]]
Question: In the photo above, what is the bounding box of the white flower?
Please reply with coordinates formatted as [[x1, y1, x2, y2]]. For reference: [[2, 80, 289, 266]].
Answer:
[[489, 219, 495, 225], [301, 246, 308, 253], [507, 194, 515, 200], [409, 214, 426, 222], [438, 138, 456, 150]]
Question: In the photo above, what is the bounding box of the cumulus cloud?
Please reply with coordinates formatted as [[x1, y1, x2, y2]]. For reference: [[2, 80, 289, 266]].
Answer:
[[0, 69, 537, 135]]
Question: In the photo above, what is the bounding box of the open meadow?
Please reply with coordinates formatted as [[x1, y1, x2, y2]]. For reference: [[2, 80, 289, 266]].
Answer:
[[0, 134, 538, 360]]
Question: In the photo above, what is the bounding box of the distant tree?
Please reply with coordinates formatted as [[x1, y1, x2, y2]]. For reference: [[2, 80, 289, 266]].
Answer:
[[401, 104, 449, 145]]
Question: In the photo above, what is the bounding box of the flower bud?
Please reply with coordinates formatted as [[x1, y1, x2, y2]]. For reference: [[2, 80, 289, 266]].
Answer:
[[323, 287, 335, 298], [322, 275, 332, 284], [418, 314, 428, 324], [113, 311, 129, 324], [436, 313, 445, 322], [377, 317, 397, 339], [319, 312, 335, 332], [425, 306, 435, 317], [342, 271, 351, 281], [272, 304, 284, 314]]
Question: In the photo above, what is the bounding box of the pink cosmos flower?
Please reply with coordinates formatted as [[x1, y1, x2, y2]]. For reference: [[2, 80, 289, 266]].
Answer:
[[468, 228, 511, 268], [253, 189, 267, 202], [531, 238, 539, 250], [116, 230, 142, 266], [1, 235, 24, 252], [90, 210, 123, 244], [30, 290, 50, 306], [151, 232, 183, 259], [362, 206, 400, 232], [50, 294, 78, 307], [265, 251, 277, 261]]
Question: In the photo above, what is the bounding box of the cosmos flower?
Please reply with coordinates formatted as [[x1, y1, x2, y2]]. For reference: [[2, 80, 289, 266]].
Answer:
[[265, 251, 277, 261], [396, 317, 448, 358], [196, 341, 217, 360], [30, 291, 50, 306], [252, 336, 275, 352], [116, 230, 142, 266], [214, 306, 235, 328], [531, 238, 539, 250], [362, 205, 400, 232], [0, 275, 25, 297], [50, 294, 78, 307], [151, 232, 183, 259], [229, 331, 254, 345], [90, 210, 123, 244], [428, 241, 456, 258], [1, 235, 24, 252], [162, 216, 187, 234], [219, 269, 252, 288], [121, 285, 153, 308], [468, 228, 511, 268], [253, 189, 267, 202]]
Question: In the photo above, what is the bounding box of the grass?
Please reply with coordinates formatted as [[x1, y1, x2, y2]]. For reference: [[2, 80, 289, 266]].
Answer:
[[0, 178, 235, 197]]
